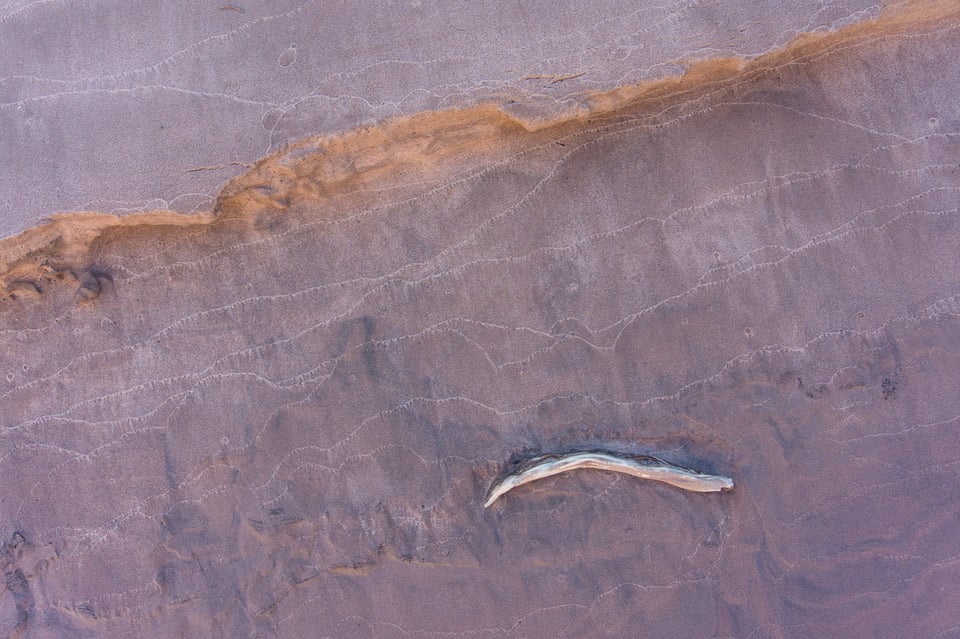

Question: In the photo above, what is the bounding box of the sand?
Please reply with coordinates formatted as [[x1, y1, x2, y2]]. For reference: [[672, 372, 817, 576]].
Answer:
[[1, 2, 959, 637]]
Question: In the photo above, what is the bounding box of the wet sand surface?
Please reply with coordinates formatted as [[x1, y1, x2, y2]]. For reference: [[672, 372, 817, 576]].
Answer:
[[2, 2, 960, 637]]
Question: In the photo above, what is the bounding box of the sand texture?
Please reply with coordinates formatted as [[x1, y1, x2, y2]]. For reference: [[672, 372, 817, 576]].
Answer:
[[1, 2, 960, 637]]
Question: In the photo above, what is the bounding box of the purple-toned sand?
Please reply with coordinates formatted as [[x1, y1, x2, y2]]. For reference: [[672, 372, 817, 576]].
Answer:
[[1, 2, 959, 637]]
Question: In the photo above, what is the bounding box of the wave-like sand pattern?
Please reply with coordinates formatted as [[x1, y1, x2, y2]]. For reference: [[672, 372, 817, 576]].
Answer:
[[1, 2, 959, 637]]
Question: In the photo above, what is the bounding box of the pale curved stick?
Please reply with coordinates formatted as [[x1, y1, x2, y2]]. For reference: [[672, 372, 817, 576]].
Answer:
[[484, 450, 733, 507]]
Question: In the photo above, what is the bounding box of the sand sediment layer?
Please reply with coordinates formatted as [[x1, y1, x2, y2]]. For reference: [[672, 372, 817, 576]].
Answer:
[[1, 1, 959, 636], [2, 0, 956, 300]]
